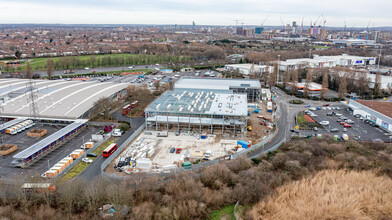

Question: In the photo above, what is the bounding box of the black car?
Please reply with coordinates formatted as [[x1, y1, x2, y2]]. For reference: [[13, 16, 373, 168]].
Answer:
[[87, 153, 97, 157]]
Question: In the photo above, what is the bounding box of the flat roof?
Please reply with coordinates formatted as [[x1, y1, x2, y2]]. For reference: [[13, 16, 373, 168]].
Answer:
[[0, 117, 27, 131], [146, 90, 247, 116], [13, 119, 87, 159], [225, 64, 267, 69], [0, 79, 128, 119], [175, 77, 261, 91], [355, 100, 392, 118]]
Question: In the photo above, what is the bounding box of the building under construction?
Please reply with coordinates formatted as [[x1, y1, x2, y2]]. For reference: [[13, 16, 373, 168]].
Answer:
[[145, 89, 248, 137]]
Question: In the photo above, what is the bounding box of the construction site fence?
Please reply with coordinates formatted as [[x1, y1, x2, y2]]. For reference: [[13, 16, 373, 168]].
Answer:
[[101, 124, 145, 180]]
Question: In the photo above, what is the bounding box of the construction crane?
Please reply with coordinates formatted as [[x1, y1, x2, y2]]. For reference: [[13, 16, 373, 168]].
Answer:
[[260, 15, 270, 28], [280, 17, 285, 31]]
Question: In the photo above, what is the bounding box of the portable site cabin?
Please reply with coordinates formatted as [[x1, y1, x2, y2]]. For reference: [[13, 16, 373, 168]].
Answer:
[[45, 170, 58, 178], [81, 142, 94, 149], [70, 149, 84, 159], [22, 183, 56, 193], [5, 127, 17, 135]]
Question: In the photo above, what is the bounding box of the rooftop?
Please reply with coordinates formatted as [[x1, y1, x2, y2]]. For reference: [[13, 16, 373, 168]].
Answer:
[[355, 100, 392, 118], [13, 119, 87, 159], [0, 79, 128, 119], [175, 77, 261, 91], [146, 89, 247, 116]]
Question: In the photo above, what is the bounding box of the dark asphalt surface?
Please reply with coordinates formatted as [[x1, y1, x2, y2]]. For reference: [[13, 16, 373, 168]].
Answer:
[[78, 115, 144, 181]]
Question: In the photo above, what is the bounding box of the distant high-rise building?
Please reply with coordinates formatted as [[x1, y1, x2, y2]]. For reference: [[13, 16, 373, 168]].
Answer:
[[237, 27, 255, 36], [192, 21, 196, 29]]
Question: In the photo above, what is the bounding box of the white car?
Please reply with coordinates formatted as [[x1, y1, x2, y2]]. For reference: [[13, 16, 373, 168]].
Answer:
[[335, 113, 342, 117], [310, 113, 317, 117], [310, 107, 317, 111], [85, 67, 90, 70], [322, 107, 327, 110], [82, 158, 93, 163], [320, 121, 330, 126], [327, 107, 332, 110]]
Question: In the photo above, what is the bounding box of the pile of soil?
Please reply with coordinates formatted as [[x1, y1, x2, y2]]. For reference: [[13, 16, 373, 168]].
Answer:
[[27, 129, 47, 138], [0, 144, 18, 155]]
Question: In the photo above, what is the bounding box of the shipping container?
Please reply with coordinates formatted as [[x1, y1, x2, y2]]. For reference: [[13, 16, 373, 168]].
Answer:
[[237, 140, 251, 149]]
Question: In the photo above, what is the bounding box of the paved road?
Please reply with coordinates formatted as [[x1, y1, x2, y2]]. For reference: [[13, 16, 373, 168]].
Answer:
[[78, 115, 144, 181]]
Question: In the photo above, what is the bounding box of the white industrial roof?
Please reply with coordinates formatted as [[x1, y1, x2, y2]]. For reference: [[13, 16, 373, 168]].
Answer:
[[146, 90, 247, 117], [0, 79, 128, 119], [175, 78, 261, 91]]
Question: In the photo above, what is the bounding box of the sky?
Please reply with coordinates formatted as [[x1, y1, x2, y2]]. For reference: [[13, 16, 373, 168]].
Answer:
[[0, 0, 391, 27]]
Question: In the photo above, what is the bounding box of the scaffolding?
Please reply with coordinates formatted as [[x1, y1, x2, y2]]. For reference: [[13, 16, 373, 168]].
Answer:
[[145, 90, 248, 137]]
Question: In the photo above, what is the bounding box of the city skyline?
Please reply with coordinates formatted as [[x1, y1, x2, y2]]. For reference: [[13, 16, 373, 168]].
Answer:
[[0, 0, 391, 27]]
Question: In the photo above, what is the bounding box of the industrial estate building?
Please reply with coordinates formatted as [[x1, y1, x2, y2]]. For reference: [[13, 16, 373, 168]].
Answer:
[[224, 64, 272, 76], [346, 100, 392, 132], [0, 79, 128, 119], [278, 54, 377, 72], [145, 78, 262, 137]]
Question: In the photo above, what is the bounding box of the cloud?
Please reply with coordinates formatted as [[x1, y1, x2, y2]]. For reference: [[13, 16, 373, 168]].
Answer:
[[0, 0, 390, 26]]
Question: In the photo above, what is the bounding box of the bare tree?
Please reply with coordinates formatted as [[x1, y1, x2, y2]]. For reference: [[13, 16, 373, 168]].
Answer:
[[303, 69, 312, 98], [338, 75, 347, 100], [357, 71, 369, 97], [374, 71, 382, 98], [153, 80, 160, 90], [291, 69, 299, 96], [46, 59, 54, 80], [320, 72, 329, 100], [25, 62, 32, 79], [283, 70, 290, 89]]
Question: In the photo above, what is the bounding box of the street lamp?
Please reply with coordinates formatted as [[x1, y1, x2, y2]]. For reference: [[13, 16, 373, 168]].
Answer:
[[377, 45, 383, 70], [277, 55, 280, 83]]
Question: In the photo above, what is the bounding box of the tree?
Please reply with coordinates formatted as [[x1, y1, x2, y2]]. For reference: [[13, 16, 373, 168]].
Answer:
[[153, 80, 160, 91], [303, 69, 312, 98], [89, 56, 96, 68], [15, 50, 22, 59], [25, 62, 32, 79], [338, 75, 347, 100], [291, 69, 299, 96], [374, 71, 382, 98], [320, 72, 329, 100], [46, 59, 54, 80], [283, 70, 290, 89]]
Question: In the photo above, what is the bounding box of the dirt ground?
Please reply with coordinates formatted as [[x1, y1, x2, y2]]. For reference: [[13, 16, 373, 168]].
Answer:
[[245, 101, 274, 144]]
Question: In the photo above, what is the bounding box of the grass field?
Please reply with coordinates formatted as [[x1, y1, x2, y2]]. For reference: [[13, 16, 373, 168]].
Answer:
[[210, 204, 235, 220], [2, 53, 189, 72]]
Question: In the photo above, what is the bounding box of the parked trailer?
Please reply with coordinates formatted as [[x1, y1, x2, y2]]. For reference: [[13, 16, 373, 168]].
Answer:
[[267, 102, 273, 113]]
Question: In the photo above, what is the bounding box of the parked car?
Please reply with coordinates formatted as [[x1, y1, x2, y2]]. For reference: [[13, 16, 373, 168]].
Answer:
[[343, 128, 347, 132], [170, 147, 175, 153], [176, 148, 182, 154], [87, 153, 97, 157], [316, 107, 321, 110], [310, 107, 316, 111], [313, 127, 318, 131], [327, 112, 333, 116], [305, 104, 311, 107], [323, 104, 330, 106], [343, 123, 352, 128], [82, 158, 93, 163], [330, 128, 339, 132], [320, 121, 330, 126], [336, 107, 341, 110], [340, 122, 345, 125]]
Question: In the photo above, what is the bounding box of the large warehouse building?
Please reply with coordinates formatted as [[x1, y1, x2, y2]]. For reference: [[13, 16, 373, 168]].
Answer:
[[346, 99, 392, 132], [0, 78, 128, 119], [175, 78, 261, 103], [145, 78, 261, 137]]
